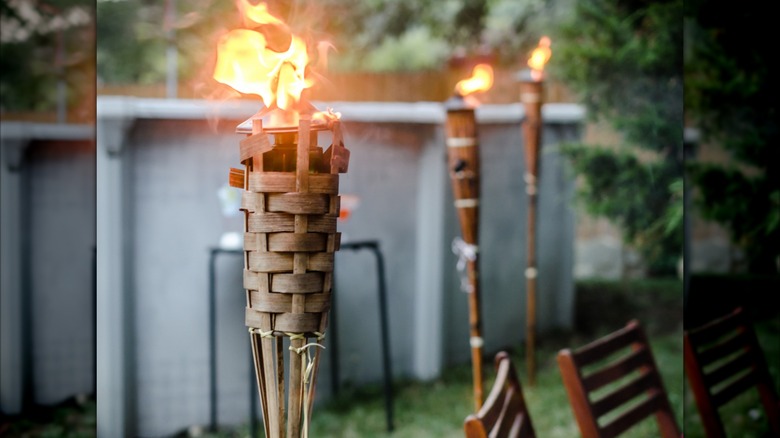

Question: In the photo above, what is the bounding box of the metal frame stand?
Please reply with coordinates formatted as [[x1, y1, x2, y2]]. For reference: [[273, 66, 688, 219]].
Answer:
[[92, 245, 97, 396], [207, 240, 394, 436], [208, 248, 256, 436], [333, 240, 394, 432]]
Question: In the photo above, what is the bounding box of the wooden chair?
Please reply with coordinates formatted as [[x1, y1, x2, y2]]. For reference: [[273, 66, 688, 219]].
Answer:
[[464, 351, 536, 438], [557, 320, 680, 438], [684, 307, 780, 437]]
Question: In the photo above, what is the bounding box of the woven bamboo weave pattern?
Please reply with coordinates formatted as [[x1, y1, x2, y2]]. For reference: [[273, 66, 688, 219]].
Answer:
[[231, 114, 349, 438]]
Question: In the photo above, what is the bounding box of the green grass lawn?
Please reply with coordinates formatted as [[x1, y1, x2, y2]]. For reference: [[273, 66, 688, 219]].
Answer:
[[5, 278, 777, 438], [0, 396, 96, 438], [304, 327, 685, 438]]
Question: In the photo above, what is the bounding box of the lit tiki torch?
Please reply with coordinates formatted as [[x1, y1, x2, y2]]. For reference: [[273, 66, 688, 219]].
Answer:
[[216, 2, 349, 437], [517, 36, 551, 385], [445, 63, 493, 411]]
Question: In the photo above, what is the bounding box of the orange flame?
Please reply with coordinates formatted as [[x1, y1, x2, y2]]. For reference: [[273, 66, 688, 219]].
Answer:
[[213, 1, 312, 112], [527, 36, 551, 81], [238, 1, 286, 28], [455, 64, 494, 96]]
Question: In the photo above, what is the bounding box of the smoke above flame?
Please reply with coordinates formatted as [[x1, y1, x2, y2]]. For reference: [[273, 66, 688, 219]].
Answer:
[[212, 1, 313, 112], [312, 107, 341, 125], [455, 64, 494, 97]]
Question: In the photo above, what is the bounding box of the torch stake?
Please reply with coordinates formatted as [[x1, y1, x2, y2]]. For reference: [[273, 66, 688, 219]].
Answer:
[[445, 95, 484, 411], [519, 76, 543, 385]]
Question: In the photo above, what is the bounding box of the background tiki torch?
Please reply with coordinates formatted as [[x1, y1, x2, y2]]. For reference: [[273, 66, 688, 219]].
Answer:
[[216, 3, 350, 436], [517, 36, 551, 385], [445, 64, 493, 411]]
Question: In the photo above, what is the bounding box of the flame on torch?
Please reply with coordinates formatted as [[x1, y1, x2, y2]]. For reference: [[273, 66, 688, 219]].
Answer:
[[213, 1, 313, 113], [527, 36, 551, 81], [239, 1, 287, 28], [455, 64, 494, 97]]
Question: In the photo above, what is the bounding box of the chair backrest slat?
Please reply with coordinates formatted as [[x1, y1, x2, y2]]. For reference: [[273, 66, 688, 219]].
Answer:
[[704, 349, 753, 389], [557, 320, 680, 438], [591, 371, 655, 418], [570, 322, 641, 367], [600, 390, 664, 438], [515, 413, 531, 437], [581, 346, 651, 393], [480, 360, 511, 427], [684, 307, 780, 437], [493, 387, 521, 436], [464, 351, 536, 438], [711, 369, 758, 407], [687, 310, 741, 345], [697, 330, 749, 366]]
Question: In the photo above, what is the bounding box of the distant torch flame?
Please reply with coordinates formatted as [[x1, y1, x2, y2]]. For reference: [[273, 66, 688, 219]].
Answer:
[[213, 1, 312, 112], [528, 36, 551, 81], [455, 64, 494, 96]]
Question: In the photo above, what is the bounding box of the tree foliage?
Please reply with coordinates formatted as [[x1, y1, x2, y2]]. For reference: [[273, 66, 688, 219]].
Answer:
[[96, 0, 237, 88], [291, 0, 570, 72], [0, 0, 94, 118], [93, 0, 567, 86], [684, 0, 779, 273], [551, 0, 684, 276]]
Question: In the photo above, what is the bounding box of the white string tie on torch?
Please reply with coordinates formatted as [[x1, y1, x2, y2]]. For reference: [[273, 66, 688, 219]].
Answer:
[[248, 328, 276, 339], [452, 237, 478, 293], [286, 332, 326, 438], [521, 92, 541, 103], [454, 198, 479, 208], [524, 172, 537, 196], [446, 137, 476, 148]]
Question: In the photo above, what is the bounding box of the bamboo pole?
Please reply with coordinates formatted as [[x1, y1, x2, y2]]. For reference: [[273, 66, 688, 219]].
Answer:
[[306, 120, 345, 421], [518, 72, 543, 385], [445, 94, 484, 411], [248, 118, 274, 437], [286, 113, 312, 438]]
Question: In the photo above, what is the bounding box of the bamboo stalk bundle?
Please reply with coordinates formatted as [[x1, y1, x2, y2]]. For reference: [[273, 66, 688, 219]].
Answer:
[[229, 110, 350, 438], [518, 74, 543, 386], [445, 94, 484, 411]]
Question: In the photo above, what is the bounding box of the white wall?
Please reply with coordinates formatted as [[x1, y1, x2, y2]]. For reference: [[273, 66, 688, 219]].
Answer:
[[94, 98, 582, 437], [1, 123, 94, 415]]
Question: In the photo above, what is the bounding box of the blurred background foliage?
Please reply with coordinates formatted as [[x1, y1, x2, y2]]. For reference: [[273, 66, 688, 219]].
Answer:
[[0, 0, 94, 120], [551, 0, 684, 276], [92, 0, 571, 85], [684, 0, 779, 274]]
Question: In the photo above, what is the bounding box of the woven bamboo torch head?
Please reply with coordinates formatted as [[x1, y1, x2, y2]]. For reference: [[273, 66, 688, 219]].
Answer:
[[236, 111, 347, 338], [229, 109, 349, 438], [215, 2, 350, 436]]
